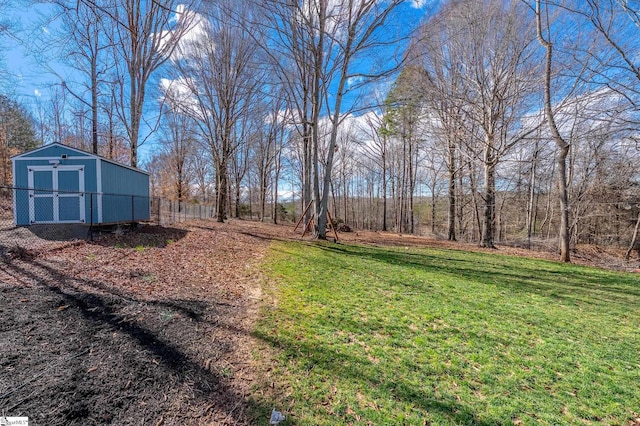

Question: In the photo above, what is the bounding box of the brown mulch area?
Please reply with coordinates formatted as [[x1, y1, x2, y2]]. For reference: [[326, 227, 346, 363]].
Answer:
[[1, 219, 637, 425], [0, 220, 273, 425]]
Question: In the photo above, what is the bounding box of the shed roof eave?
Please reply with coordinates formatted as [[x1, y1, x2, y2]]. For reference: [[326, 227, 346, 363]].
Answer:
[[10, 142, 149, 175]]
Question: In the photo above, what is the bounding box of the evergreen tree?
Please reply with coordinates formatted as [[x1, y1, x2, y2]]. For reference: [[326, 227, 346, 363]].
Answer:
[[0, 94, 39, 185]]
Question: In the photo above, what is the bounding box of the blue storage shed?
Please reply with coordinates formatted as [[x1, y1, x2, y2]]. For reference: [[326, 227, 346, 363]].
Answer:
[[11, 143, 150, 226]]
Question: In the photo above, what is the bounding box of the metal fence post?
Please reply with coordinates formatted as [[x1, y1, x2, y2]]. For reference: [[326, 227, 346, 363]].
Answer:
[[89, 192, 94, 241]]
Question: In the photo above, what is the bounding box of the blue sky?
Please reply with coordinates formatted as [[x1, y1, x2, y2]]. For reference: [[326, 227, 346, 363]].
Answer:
[[2, 1, 434, 162], [3, 4, 56, 99]]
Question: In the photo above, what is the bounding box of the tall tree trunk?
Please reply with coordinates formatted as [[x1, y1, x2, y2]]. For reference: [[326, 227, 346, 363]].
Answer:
[[625, 208, 640, 261], [303, 126, 312, 224], [273, 160, 280, 225], [382, 140, 388, 231], [557, 143, 571, 261], [468, 159, 482, 242], [480, 142, 496, 248], [447, 138, 456, 241], [526, 145, 539, 249], [91, 54, 99, 154], [400, 138, 407, 233], [235, 178, 241, 218], [0, 125, 7, 186], [343, 175, 348, 226], [217, 157, 227, 222], [431, 185, 437, 235], [108, 116, 114, 159], [408, 137, 415, 234], [536, 0, 570, 262], [457, 162, 465, 240], [129, 76, 140, 167], [260, 170, 267, 221], [311, 1, 326, 238]]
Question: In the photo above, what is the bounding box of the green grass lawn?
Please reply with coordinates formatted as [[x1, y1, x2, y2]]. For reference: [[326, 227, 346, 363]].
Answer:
[[254, 241, 640, 425]]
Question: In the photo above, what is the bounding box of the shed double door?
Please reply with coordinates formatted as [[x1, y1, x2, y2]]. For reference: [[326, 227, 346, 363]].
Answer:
[[28, 166, 85, 224]]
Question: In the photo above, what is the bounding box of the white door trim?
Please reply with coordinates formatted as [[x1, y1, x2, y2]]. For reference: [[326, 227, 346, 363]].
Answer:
[[27, 165, 85, 224]]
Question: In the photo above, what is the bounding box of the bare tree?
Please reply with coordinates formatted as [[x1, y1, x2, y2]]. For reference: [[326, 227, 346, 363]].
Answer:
[[0, 0, 17, 88], [167, 0, 262, 222], [100, 85, 128, 161], [230, 115, 251, 219], [258, 0, 410, 239], [158, 108, 195, 203], [48, 85, 69, 144], [0, 0, 12, 37], [461, 1, 540, 248], [271, 123, 286, 225], [316, 0, 407, 239], [191, 143, 213, 204], [533, 0, 585, 262], [255, 1, 316, 225], [562, 0, 640, 109], [411, 15, 469, 241], [106, 0, 197, 167], [252, 95, 286, 222], [359, 109, 390, 231], [48, 0, 113, 154], [411, 0, 540, 247]]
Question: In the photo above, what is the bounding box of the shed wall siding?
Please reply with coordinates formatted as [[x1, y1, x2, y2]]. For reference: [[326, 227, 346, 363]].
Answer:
[[100, 160, 150, 224], [100, 161, 149, 196]]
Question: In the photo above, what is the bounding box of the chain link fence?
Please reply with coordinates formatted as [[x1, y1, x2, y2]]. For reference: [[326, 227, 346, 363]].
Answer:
[[0, 186, 215, 258], [150, 197, 215, 226]]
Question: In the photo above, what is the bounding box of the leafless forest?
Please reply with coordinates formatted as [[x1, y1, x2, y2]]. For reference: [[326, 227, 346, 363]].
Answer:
[[2, 0, 640, 262]]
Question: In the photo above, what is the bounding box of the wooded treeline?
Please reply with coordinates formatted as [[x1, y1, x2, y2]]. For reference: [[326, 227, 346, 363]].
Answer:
[[3, 0, 640, 260]]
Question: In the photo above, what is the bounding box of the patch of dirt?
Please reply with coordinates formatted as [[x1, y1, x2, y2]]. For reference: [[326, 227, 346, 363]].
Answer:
[[1, 219, 637, 425]]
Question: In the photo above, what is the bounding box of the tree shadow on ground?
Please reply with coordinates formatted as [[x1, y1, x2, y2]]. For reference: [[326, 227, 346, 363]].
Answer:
[[316, 243, 640, 308], [253, 327, 497, 426], [260, 241, 640, 424], [88, 224, 189, 248], [0, 257, 270, 425], [0, 225, 190, 261]]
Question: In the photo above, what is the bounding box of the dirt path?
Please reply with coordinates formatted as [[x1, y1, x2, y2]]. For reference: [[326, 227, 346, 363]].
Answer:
[[0, 220, 272, 425]]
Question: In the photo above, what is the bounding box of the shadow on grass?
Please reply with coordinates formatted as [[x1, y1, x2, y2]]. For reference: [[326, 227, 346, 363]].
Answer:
[[315, 243, 640, 308], [253, 327, 496, 425], [259, 241, 640, 424]]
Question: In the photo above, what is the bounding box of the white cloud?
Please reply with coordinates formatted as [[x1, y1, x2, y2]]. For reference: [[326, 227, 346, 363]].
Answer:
[[277, 189, 294, 201], [411, 0, 429, 8], [346, 76, 364, 88], [34, 89, 41, 97], [159, 77, 202, 118], [168, 6, 210, 61]]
